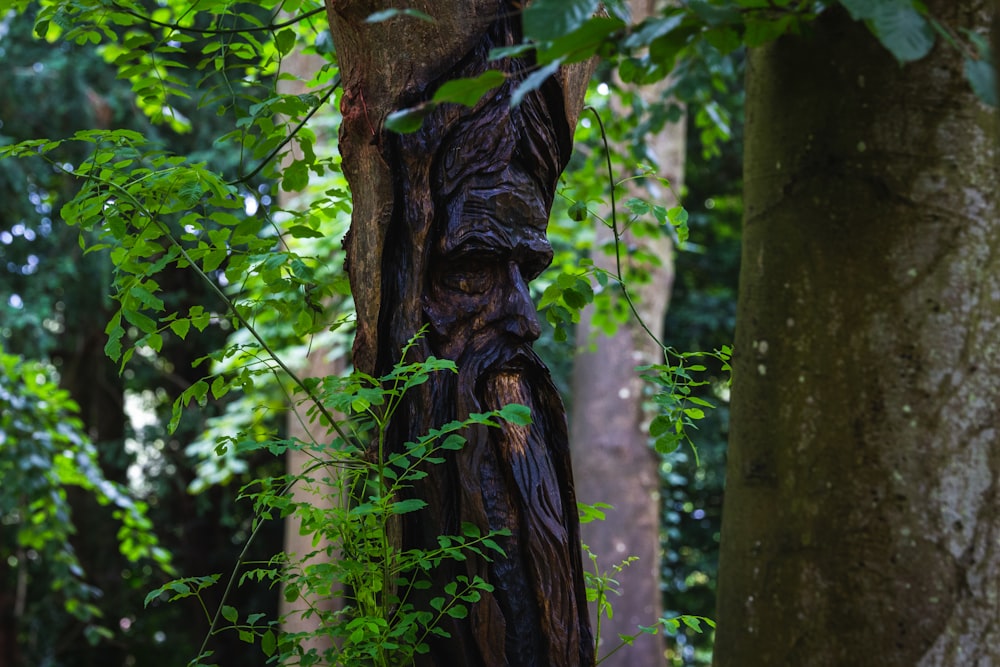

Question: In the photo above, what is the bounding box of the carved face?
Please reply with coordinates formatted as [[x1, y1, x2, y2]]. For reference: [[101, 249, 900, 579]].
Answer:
[[423, 165, 553, 364]]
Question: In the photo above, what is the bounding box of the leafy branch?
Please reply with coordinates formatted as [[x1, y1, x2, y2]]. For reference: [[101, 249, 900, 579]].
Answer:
[[113, 3, 327, 36]]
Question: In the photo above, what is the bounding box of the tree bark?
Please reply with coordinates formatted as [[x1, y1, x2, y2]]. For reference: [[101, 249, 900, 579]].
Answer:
[[714, 3, 999, 666], [326, 2, 596, 664], [571, 4, 682, 665]]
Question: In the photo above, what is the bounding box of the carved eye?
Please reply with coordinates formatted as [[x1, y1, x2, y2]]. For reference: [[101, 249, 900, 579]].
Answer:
[[439, 258, 495, 294]]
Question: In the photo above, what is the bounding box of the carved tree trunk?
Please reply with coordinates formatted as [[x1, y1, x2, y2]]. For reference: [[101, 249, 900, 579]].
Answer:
[[714, 4, 999, 666], [571, 3, 683, 664], [325, 2, 595, 664]]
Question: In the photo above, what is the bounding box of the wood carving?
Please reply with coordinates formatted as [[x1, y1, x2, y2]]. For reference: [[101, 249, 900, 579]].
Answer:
[[326, 2, 595, 664]]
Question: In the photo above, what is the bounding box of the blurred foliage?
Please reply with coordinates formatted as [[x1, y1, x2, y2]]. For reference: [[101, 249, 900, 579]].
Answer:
[[0, 6, 291, 665], [0, 347, 171, 663]]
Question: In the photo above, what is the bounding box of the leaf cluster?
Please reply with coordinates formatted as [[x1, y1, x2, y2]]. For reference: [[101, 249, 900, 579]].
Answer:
[[142, 345, 528, 665], [0, 347, 172, 641]]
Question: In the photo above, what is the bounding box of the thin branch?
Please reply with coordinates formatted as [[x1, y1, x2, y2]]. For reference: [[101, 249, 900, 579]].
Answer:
[[230, 77, 341, 186], [77, 167, 351, 446], [586, 105, 668, 353]]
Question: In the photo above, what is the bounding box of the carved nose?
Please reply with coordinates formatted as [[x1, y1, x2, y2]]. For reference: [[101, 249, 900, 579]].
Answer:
[[503, 262, 541, 342]]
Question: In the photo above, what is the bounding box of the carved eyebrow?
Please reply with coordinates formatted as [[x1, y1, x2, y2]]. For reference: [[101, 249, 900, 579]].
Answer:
[[444, 230, 508, 256], [438, 192, 551, 256], [465, 188, 545, 227]]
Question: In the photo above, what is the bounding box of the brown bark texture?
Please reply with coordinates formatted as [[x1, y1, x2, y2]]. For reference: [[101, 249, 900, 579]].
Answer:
[[714, 3, 999, 666], [326, 2, 595, 664], [571, 1, 683, 663]]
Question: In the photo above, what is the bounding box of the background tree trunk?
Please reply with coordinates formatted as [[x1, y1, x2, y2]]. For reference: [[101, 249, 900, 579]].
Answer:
[[275, 45, 342, 650], [714, 4, 999, 666], [571, 4, 683, 665]]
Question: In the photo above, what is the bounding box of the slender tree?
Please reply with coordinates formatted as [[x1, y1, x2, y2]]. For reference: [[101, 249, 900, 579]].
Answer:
[[714, 3, 999, 665], [277, 43, 343, 650], [571, 4, 683, 666]]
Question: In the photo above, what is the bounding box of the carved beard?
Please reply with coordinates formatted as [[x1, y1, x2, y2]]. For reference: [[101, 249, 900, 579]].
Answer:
[[401, 331, 592, 666], [442, 339, 590, 667]]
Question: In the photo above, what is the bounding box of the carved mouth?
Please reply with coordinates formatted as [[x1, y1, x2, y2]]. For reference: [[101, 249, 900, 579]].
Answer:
[[490, 341, 548, 378], [469, 345, 538, 401]]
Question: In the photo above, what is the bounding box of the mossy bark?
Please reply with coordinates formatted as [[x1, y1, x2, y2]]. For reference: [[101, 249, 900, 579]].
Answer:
[[714, 3, 999, 666]]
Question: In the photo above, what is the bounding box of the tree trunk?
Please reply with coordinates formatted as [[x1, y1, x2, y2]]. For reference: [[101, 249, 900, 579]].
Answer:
[[714, 4, 999, 666], [571, 3, 683, 665], [273, 44, 344, 650], [281, 353, 343, 646], [325, 1, 595, 664]]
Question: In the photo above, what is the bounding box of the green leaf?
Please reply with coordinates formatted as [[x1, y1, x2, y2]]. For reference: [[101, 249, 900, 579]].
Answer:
[[681, 615, 704, 632], [841, 0, 934, 62], [489, 44, 535, 61], [538, 16, 625, 65], [649, 415, 672, 437], [104, 312, 124, 362], [144, 588, 164, 608], [742, 16, 795, 48], [683, 407, 705, 420], [391, 499, 428, 514], [667, 206, 690, 244], [654, 435, 681, 454], [432, 71, 506, 108], [562, 287, 588, 309], [131, 284, 164, 312], [511, 60, 561, 107], [384, 104, 435, 134], [287, 224, 324, 239], [189, 305, 211, 332], [210, 375, 228, 400], [275, 29, 296, 56], [446, 604, 468, 619], [170, 318, 191, 340], [965, 57, 998, 107], [523, 0, 600, 43], [145, 332, 163, 353], [498, 403, 532, 426], [838, 0, 874, 20], [261, 630, 276, 657], [282, 161, 309, 192], [625, 197, 650, 216], [686, 0, 741, 26], [191, 380, 209, 406], [441, 434, 466, 450], [365, 8, 435, 23], [568, 200, 589, 222], [623, 13, 685, 50], [704, 26, 743, 54], [221, 605, 238, 623], [122, 307, 157, 334]]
